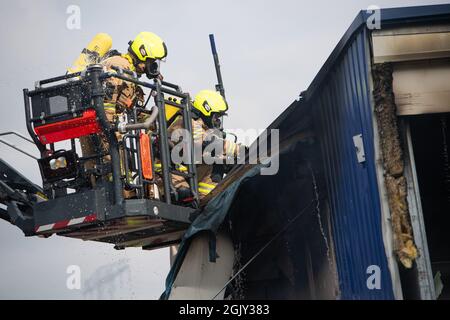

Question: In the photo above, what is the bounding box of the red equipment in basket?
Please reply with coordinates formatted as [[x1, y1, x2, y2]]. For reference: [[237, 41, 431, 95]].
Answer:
[[34, 109, 101, 144]]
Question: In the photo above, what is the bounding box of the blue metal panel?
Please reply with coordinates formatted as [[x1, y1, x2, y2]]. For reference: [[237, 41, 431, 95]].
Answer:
[[311, 28, 394, 299]]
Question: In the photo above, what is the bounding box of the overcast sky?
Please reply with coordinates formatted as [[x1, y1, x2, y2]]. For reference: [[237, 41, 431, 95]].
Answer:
[[0, 0, 444, 299]]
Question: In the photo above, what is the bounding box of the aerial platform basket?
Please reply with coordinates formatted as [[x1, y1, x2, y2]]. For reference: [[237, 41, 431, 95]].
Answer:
[[0, 64, 199, 251]]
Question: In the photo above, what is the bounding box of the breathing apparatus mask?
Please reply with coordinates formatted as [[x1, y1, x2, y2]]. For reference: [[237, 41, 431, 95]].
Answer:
[[145, 59, 161, 79], [211, 113, 223, 129]]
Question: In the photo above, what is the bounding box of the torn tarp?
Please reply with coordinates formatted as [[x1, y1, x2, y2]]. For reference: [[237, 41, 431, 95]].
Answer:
[[160, 163, 265, 299]]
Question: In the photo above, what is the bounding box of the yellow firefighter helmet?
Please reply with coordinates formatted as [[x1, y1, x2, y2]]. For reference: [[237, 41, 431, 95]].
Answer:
[[129, 32, 167, 61], [192, 90, 228, 117]]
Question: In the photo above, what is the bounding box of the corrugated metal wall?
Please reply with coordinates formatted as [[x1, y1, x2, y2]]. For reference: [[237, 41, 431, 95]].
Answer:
[[311, 28, 394, 299]]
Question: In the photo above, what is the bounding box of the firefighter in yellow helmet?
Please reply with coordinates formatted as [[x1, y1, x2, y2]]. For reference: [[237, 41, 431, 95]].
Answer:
[[167, 90, 244, 201], [80, 32, 167, 195], [101, 31, 167, 111]]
